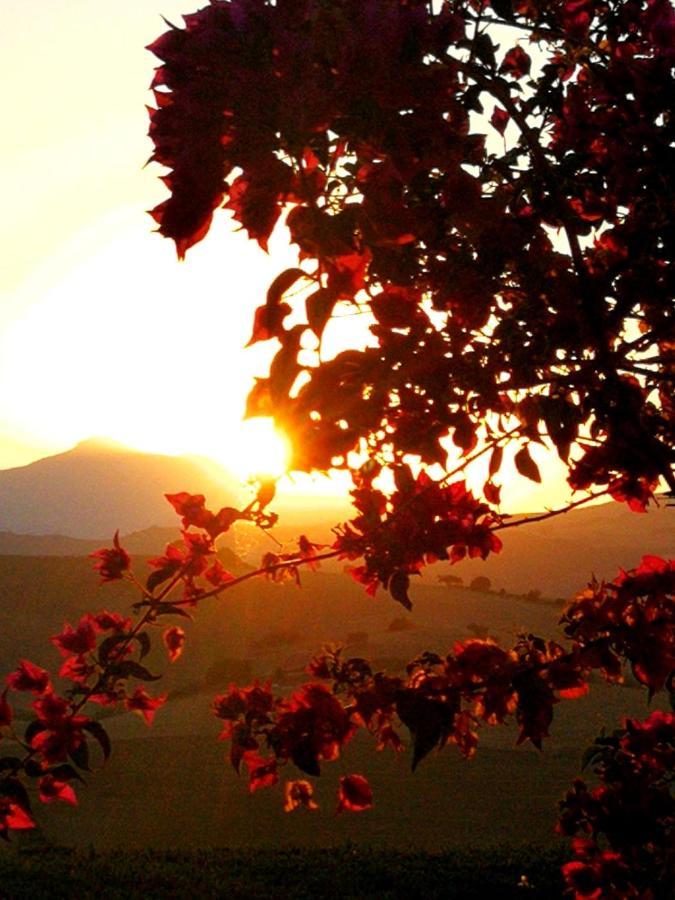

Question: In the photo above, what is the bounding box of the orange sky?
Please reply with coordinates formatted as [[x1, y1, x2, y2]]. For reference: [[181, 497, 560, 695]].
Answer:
[[0, 0, 576, 513]]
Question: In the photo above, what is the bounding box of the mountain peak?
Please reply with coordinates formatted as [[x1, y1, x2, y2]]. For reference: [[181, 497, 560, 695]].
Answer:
[[73, 436, 134, 454], [0, 439, 240, 538]]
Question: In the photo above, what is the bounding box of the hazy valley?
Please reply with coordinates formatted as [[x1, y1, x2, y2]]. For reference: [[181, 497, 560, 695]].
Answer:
[[0, 440, 671, 851]]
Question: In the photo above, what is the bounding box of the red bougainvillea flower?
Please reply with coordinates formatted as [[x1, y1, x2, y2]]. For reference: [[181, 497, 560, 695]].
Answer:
[[90, 531, 130, 581], [125, 687, 167, 725], [213, 682, 275, 726], [336, 774, 373, 813], [32, 690, 70, 723], [92, 610, 132, 632], [297, 535, 326, 572], [165, 493, 240, 538], [51, 616, 98, 657], [0, 798, 34, 834], [165, 492, 212, 530], [284, 780, 318, 812], [38, 774, 77, 806], [58, 655, 96, 685], [163, 626, 185, 663], [31, 714, 89, 765], [6, 659, 50, 694], [204, 560, 235, 587], [242, 750, 279, 793]]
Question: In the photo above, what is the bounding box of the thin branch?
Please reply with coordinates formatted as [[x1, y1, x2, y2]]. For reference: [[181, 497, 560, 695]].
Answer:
[[170, 549, 342, 607], [494, 488, 611, 531]]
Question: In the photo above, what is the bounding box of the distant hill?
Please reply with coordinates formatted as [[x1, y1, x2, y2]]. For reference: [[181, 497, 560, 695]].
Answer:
[[0, 438, 243, 538], [445, 497, 674, 599], [0, 525, 188, 557]]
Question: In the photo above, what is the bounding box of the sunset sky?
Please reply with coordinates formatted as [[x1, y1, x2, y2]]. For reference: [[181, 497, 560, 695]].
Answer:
[[0, 0, 573, 512]]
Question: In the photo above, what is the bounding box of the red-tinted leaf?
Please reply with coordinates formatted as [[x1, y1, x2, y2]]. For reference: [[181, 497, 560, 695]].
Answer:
[[389, 571, 413, 611], [483, 481, 501, 505], [266, 268, 307, 307], [284, 779, 318, 812], [489, 445, 504, 477], [306, 288, 337, 338], [336, 774, 373, 813], [163, 626, 186, 663], [490, 106, 509, 135], [500, 46, 531, 78], [125, 688, 167, 725], [6, 661, 50, 695], [514, 445, 541, 483], [38, 774, 77, 806]]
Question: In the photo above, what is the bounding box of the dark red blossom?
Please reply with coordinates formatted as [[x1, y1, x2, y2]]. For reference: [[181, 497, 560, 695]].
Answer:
[[283, 779, 318, 812], [165, 493, 240, 538], [562, 556, 675, 693], [90, 531, 130, 581], [500, 45, 531, 79], [336, 774, 373, 813], [31, 712, 89, 765], [38, 775, 77, 806], [241, 751, 279, 793], [163, 626, 185, 663], [559, 711, 675, 897], [51, 617, 97, 657], [58, 655, 96, 685], [165, 492, 212, 530], [125, 688, 167, 726], [6, 660, 50, 694], [0, 798, 33, 835], [92, 610, 132, 632], [204, 560, 234, 587]]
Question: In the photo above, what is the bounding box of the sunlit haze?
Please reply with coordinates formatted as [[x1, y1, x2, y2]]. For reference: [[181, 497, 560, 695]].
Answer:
[[0, 0, 575, 513]]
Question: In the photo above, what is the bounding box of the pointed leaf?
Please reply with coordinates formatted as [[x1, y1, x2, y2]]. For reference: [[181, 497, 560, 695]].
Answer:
[[98, 634, 131, 666], [514, 445, 541, 483], [136, 632, 151, 660], [153, 603, 193, 620], [266, 268, 307, 307], [47, 764, 85, 783], [69, 739, 90, 772], [489, 445, 504, 477], [114, 661, 161, 682], [83, 721, 112, 762], [306, 288, 337, 338], [146, 567, 176, 594], [389, 571, 413, 611], [24, 720, 46, 745]]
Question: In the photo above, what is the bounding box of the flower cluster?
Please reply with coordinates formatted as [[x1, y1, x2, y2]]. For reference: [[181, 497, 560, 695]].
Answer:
[[213, 556, 673, 830], [334, 470, 502, 606], [559, 711, 674, 899]]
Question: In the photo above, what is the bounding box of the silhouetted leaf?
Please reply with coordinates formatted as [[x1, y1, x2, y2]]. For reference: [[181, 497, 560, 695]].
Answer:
[[114, 661, 161, 682], [389, 571, 413, 611], [69, 740, 90, 772], [306, 288, 337, 338], [136, 632, 151, 660], [83, 721, 111, 761], [291, 738, 321, 776], [98, 634, 131, 666], [514, 445, 541, 482]]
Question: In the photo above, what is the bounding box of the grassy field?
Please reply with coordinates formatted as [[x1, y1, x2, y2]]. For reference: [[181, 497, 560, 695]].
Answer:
[[0, 844, 569, 899]]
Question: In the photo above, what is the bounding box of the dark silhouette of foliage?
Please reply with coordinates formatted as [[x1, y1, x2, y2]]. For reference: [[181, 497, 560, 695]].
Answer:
[[1, 2, 673, 896]]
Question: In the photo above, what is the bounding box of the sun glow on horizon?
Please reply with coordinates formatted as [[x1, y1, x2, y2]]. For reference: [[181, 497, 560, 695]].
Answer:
[[210, 417, 291, 482]]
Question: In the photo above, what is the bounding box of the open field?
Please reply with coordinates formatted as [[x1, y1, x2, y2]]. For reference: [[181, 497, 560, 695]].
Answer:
[[0, 552, 657, 857], [0, 844, 568, 899]]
